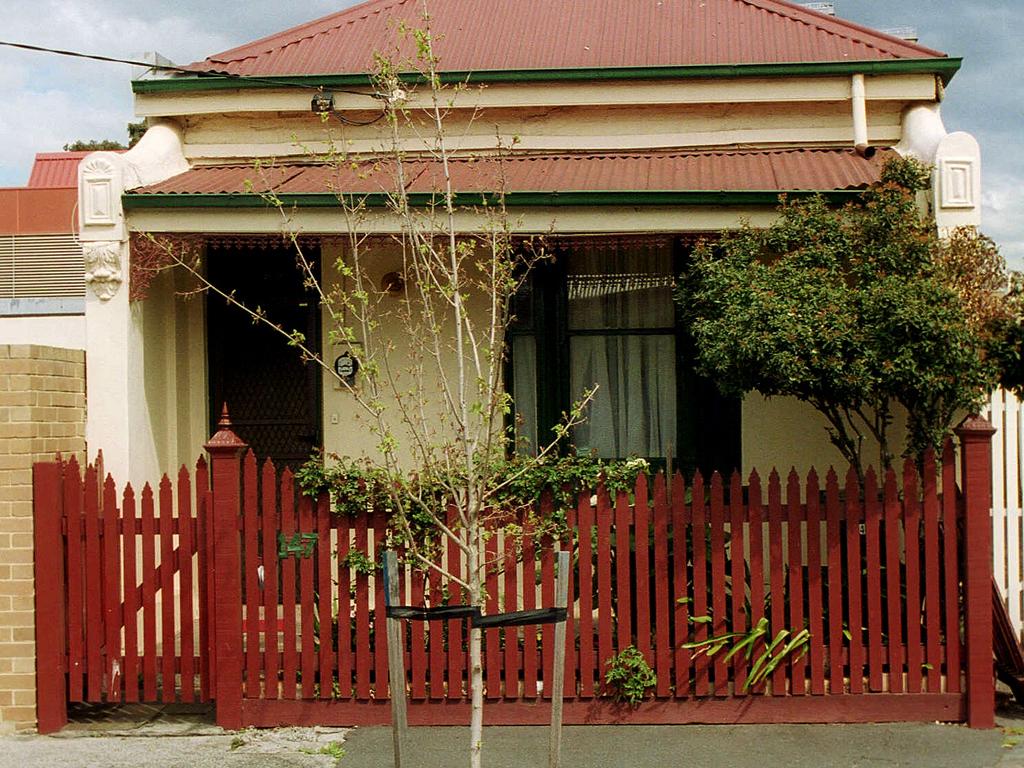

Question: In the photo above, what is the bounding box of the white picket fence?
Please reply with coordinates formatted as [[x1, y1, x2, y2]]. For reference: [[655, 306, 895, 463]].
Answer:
[[989, 388, 1024, 640]]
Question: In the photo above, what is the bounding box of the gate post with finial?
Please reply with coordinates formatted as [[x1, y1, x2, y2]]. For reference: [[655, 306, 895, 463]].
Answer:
[[205, 405, 248, 730], [956, 414, 996, 729]]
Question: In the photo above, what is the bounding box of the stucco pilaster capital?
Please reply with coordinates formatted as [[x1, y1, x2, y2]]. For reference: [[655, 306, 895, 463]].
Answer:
[[83, 240, 125, 301]]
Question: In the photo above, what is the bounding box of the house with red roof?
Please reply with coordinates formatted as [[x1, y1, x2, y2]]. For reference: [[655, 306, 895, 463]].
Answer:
[[75, 0, 982, 486], [0, 153, 91, 349]]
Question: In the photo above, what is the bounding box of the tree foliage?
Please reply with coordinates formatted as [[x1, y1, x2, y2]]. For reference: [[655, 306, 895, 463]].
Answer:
[[63, 138, 126, 152], [680, 156, 1007, 476]]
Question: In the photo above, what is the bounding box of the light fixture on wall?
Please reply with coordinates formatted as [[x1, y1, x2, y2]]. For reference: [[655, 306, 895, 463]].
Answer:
[[311, 92, 334, 114], [380, 271, 405, 295]]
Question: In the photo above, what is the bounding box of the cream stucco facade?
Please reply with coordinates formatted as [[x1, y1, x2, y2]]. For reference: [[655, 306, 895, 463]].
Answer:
[[77, 57, 983, 486]]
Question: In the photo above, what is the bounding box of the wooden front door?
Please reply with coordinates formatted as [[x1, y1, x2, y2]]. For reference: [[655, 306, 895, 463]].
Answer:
[[207, 242, 322, 470]]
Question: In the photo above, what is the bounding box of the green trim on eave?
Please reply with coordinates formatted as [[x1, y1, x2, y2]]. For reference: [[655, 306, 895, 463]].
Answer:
[[131, 57, 962, 95], [122, 189, 865, 210]]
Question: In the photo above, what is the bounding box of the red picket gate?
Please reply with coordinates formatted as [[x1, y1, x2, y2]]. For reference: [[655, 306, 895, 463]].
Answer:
[[32, 415, 998, 732], [32, 454, 213, 729]]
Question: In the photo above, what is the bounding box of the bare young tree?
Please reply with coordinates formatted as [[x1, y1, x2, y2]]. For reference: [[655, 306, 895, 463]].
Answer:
[[145, 7, 591, 766]]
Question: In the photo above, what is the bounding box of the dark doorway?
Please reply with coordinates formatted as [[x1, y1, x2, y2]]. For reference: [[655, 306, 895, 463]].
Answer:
[[207, 242, 322, 470]]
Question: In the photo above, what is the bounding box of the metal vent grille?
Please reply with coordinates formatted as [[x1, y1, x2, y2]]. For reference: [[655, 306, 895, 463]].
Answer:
[[0, 234, 84, 299]]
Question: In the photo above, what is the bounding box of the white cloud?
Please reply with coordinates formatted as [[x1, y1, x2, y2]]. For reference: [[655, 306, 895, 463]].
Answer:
[[982, 172, 1024, 272]]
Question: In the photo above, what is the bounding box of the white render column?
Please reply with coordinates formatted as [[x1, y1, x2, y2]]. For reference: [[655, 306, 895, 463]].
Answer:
[[78, 122, 189, 485]]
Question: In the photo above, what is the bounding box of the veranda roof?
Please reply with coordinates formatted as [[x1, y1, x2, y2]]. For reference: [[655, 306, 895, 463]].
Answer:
[[123, 147, 893, 208]]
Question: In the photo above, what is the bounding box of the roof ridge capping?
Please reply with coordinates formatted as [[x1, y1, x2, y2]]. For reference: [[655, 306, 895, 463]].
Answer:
[[744, 0, 945, 58]]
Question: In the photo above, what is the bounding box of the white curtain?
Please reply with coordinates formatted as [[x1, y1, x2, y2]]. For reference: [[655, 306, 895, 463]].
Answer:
[[568, 244, 676, 458]]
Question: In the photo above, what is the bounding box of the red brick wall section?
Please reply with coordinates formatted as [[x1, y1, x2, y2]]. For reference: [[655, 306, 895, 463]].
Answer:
[[0, 345, 85, 732]]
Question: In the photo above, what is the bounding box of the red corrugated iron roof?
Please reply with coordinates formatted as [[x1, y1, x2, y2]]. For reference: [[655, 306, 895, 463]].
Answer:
[[128, 148, 891, 196], [188, 0, 944, 77], [26, 152, 94, 188]]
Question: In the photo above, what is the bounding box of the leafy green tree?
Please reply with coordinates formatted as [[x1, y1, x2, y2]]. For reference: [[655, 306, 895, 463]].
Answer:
[[63, 138, 126, 152], [680, 157, 1006, 478]]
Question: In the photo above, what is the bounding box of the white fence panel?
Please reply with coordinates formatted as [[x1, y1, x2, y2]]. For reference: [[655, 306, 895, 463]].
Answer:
[[988, 389, 1024, 640]]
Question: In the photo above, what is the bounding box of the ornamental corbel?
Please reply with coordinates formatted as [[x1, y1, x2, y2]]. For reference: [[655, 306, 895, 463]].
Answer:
[[83, 241, 124, 301]]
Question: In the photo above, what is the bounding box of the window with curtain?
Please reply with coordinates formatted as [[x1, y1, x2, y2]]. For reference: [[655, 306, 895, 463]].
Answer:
[[508, 236, 741, 475]]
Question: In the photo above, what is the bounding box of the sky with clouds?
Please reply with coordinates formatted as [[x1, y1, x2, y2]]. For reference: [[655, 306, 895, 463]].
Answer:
[[0, 1, 1020, 265]]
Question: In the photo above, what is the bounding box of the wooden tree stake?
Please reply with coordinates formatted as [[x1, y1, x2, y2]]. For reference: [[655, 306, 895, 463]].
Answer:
[[549, 550, 571, 768], [383, 551, 408, 767]]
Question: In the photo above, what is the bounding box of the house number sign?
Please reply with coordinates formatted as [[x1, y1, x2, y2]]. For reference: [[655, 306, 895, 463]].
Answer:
[[278, 532, 319, 559], [334, 351, 360, 386]]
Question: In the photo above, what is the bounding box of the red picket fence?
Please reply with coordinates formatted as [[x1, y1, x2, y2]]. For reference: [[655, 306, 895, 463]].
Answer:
[[33, 415, 997, 732]]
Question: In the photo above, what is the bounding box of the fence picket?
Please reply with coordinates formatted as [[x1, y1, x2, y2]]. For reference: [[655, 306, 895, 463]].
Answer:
[[300, 494, 317, 699], [410, 565, 427, 700], [786, 470, 805, 696], [922, 449, 942, 693], [140, 484, 158, 701], [728, 472, 747, 692], [84, 464, 103, 701], [444, 505, 462, 700], [65, 458, 85, 702], [317, 495, 334, 700], [243, 452, 260, 698], [709, 473, 728, 694], [864, 469, 884, 692], [768, 471, 786, 695], [563, 499, 577, 696], [195, 457, 212, 702], [596, 486, 613, 693], [804, 470, 825, 695], [672, 472, 690, 698], [845, 467, 864, 695], [485, 531, 500, 699], [177, 468, 195, 703], [903, 459, 923, 694], [825, 470, 844, 695], [691, 472, 709, 697], [158, 476, 176, 702], [261, 459, 280, 699], [428, 547, 444, 701], [747, 471, 766, 694], [335, 510, 352, 700], [373, 506, 389, 701], [615, 489, 634, 657], [577, 489, 593, 700], [103, 476, 122, 702], [654, 473, 672, 698], [122, 485, 139, 703], [280, 469, 298, 700], [522, 518, 538, 699], [635, 475, 652, 669], [542, 528, 556, 699], [503, 532, 521, 699], [1004, 391, 1022, 632], [884, 468, 905, 694]]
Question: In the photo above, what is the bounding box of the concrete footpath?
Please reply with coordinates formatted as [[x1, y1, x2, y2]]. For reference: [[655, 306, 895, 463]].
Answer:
[[4, 704, 1024, 768]]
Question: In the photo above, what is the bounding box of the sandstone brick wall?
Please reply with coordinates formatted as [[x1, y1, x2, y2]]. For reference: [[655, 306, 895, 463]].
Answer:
[[0, 345, 85, 733]]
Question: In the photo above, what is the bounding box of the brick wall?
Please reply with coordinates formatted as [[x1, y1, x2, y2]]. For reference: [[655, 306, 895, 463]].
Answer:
[[0, 345, 85, 733]]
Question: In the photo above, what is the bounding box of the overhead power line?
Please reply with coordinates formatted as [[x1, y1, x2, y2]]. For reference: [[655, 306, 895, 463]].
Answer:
[[0, 39, 384, 100]]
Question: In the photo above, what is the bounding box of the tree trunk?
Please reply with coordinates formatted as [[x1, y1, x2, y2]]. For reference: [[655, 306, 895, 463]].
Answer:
[[467, 531, 484, 768], [468, 623, 484, 768]]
